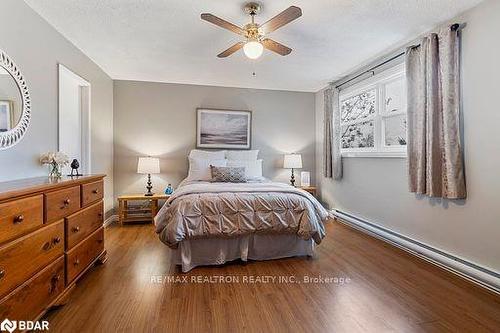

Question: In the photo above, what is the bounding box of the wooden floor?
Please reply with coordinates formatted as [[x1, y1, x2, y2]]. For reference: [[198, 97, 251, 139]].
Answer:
[[44, 221, 500, 332]]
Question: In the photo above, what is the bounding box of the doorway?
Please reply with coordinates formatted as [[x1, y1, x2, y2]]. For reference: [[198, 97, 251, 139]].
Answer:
[[58, 64, 91, 175]]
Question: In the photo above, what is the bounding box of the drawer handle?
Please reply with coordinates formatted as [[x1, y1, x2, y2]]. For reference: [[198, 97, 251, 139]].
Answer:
[[92, 189, 99, 194], [72, 226, 80, 233], [74, 259, 80, 266], [63, 198, 71, 206], [0, 269, 5, 279], [13, 214, 24, 224], [52, 237, 61, 245], [98, 213, 103, 218], [97, 239, 104, 244]]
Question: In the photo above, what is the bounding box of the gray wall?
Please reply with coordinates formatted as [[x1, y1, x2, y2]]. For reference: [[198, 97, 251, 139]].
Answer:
[[315, 0, 500, 273], [0, 0, 114, 214], [114, 81, 315, 198]]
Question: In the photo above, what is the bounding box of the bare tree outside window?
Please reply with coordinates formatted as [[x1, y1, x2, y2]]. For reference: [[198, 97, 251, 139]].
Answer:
[[341, 89, 376, 122], [339, 65, 407, 156]]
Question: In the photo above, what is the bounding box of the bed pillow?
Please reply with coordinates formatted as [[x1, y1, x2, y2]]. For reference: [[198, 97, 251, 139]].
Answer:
[[186, 158, 227, 181], [189, 149, 226, 160], [210, 166, 247, 183], [227, 159, 263, 180], [226, 150, 259, 161]]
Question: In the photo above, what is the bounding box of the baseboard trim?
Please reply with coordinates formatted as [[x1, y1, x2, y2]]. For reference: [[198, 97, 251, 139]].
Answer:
[[103, 214, 117, 228], [333, 209, 500, 294]]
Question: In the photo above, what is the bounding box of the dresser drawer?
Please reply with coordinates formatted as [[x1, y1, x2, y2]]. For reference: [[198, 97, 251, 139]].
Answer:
[[0, 195, 43, 245], [45, 186, 81, 223], [0, 220, 64, 298], [66, 227, 104, 284], [0, 256, 64, 322], [81, 180, 104, 207], [66, 201, 103, 250]]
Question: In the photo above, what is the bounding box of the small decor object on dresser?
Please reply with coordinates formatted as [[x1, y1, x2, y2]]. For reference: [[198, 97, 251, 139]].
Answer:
[[69, 158, 83, 177], [40, 151, 70, 178], [197, 108, 251, 149]]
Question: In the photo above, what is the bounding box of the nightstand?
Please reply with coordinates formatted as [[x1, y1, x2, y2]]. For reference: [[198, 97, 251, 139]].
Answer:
[[299, 186, 317, 196], [117, 194, 169, 225]]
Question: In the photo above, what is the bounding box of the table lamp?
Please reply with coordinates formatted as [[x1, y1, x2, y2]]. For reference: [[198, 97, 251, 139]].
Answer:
[[283, 154, 302, 187], [137, 157, 160, 196]]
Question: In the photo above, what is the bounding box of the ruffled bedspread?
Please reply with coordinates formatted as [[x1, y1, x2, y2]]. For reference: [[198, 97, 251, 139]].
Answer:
[[154, 180, 329, 248]]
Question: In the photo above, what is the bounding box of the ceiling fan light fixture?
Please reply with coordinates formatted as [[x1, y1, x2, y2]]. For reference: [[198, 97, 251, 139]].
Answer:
[[201, 4, 301, 58], [243, 40, 263, 59]]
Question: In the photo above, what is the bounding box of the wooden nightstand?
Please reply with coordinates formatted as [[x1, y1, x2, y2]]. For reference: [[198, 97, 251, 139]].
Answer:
[[299, 186, 317, 196], [117, 194, 169, 225]]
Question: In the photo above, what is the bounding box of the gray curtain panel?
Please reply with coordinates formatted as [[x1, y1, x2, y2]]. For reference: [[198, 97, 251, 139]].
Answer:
[[324, 86, 342, 180], [406, 25, 466, 199]]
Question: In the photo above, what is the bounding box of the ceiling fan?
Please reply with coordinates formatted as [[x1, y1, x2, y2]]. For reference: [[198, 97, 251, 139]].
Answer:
[[201, 2, 302, 60]]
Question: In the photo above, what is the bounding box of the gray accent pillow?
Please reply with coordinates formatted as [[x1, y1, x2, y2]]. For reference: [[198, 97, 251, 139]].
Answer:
[[210, 166, 247, 183]]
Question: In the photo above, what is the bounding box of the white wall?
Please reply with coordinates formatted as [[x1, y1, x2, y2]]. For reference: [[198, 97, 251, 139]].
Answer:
[[113, 81, 316, 199], [315, 0, 500, 273], [0, 0, 114, 215]]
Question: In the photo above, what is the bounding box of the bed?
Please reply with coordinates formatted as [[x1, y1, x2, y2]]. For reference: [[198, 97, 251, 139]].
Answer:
[[154, 150, 330, 272]]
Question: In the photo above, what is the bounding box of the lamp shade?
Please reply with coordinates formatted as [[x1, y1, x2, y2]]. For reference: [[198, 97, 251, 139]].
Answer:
[[283, 154, 302, 169], [137, 157, 160, 174]]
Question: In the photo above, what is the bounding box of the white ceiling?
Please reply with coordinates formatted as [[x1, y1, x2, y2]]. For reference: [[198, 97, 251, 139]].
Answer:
[[24, 0, 482, 92]]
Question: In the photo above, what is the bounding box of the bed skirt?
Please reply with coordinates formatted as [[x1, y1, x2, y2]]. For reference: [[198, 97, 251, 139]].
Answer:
[[172, 234, 315, 272]]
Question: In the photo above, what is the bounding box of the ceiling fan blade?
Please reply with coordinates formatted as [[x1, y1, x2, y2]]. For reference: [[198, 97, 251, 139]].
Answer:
[[262, 39, 292, 56], [217, 42, 245, 58], [259, 6, 302, 35], [201, 13, 246, 36]]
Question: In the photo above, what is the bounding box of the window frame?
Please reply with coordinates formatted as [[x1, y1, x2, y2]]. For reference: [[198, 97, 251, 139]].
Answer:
[[339, 63, 407, 158]]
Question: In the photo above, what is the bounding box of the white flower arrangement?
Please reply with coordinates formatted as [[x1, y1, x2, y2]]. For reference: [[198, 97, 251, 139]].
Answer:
[[40, 151, 70, 178]]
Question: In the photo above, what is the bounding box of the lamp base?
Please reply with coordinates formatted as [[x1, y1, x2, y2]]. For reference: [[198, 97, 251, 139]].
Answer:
[[145, 173, 154, 196], [290, 168, 296, 187]]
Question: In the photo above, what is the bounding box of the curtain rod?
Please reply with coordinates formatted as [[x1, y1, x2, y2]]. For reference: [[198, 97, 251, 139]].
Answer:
[[333, 23, 461, 90]]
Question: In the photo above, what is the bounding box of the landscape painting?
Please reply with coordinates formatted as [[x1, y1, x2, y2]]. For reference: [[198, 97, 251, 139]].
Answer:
[[197, 109, 251, 149]]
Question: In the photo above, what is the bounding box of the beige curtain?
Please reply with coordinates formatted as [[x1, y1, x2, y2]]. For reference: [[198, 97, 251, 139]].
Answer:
[[324, 86, 342, 180], [406, 25, 466, 199]]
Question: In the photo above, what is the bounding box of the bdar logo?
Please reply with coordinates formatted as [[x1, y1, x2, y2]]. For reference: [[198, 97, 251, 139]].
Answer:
[[0, 319, 16, 333]]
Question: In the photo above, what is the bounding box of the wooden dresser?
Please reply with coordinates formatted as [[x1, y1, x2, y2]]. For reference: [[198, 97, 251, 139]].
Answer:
[[0, 175, 107, 323]]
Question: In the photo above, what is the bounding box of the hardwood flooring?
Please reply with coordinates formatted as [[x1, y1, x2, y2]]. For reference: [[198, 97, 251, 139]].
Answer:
[[43, 221, 500, 332]]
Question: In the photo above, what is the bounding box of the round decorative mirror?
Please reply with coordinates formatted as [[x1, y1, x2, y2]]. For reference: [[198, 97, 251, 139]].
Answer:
[[0, 49, 31, 150]]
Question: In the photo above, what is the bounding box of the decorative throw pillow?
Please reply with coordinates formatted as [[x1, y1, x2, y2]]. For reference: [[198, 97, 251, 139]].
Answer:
[[210, 166, 247, 183]]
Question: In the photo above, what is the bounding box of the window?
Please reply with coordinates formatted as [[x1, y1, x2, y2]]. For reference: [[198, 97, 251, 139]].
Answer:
[[340, 64, 407, 157]]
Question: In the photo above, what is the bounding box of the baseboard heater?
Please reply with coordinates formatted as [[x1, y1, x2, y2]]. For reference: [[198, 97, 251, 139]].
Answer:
[[333, 209, 500, 294]]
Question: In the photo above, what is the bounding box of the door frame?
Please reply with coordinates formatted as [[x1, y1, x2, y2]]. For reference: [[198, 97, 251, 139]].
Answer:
[[58, 64, 91, 174]]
